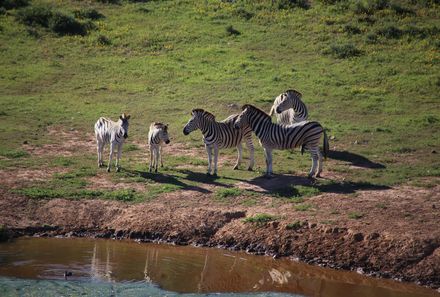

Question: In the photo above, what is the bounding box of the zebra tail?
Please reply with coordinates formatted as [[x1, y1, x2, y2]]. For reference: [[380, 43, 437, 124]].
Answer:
[[323, 129, 329, 159], [301, 145, 305, 155]]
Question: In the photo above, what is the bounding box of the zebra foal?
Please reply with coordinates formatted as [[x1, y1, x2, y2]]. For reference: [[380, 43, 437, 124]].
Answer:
[[148, 122, 170, 173], [94, 113, 131, 172], [234, 104, 328, 178], [269, 89, 308, 124], [183, 109, 255, 176]]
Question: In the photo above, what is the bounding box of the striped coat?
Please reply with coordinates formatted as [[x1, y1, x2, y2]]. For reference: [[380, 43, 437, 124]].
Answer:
[[235, 104, 328, 178], [148, 122, 170, 172], [94, 113, 130, 172], [183, 109, 254, 176]]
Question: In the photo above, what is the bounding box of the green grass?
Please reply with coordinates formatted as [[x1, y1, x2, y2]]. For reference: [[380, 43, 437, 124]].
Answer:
[[294, 203, 314, 211], [243, 213, 278, 226], [286, 220, 303, 230], [0, 0, 439, 202], [348, 211, 364, 219]]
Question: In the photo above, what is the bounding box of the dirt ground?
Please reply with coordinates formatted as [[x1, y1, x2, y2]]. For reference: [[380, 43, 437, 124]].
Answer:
[[0, 127, 439, 291]]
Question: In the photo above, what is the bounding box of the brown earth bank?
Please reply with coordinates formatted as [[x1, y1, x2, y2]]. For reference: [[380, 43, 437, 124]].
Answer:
[[0, 183, 439, 291]]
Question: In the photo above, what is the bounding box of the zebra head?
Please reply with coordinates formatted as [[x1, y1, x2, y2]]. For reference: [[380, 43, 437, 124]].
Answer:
[[183, 109, 210, 135], [234, 105, 250, 129], [159, 124, 170, 144], [275, 89, 302, 114], [119, 113, 131, 139]]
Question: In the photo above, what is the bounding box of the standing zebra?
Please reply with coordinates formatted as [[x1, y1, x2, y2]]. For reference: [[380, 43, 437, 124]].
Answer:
[[148, 122, 170, 173], [183, 109, 255, 176], [234, 104, 328, 178], [269, 90, 308, 124], [94, 113, 131, 172]]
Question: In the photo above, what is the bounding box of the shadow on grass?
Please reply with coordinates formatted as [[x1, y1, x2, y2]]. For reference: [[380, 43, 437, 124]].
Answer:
[[328, 150, 385, 169], [245, 174, 390, 198]]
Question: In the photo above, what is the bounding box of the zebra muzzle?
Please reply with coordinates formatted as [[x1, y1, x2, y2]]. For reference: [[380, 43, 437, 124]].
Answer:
[[183, 129, 189, 135], [165, 140, 170, 144], [124, 133, 128, 139]]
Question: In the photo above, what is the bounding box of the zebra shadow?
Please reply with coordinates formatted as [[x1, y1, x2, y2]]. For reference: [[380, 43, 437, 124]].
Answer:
[[121, 169, 212, 194], [174, 169, 238, 188], [328, 150, 385, 169], [244, 174, 390, 198]]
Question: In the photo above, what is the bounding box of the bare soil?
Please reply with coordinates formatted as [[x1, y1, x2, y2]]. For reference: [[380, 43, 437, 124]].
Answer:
[[0, 128, 439, 292]]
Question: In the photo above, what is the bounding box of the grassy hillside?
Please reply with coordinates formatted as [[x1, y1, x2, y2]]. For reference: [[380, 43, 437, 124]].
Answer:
[[0, 0, 439, 200]]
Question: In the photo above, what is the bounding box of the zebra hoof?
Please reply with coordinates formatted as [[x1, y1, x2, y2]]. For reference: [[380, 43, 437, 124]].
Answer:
[[116, 167, 120, 172], [233, 165, 239, 170], [247, 167, 253, 171], [206, 172, 211, 176], [106, 168, 110, 173], [155, 169, 158, 173]]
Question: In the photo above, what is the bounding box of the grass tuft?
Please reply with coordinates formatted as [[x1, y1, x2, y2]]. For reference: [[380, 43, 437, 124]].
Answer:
[[243, 213, 278, 225]]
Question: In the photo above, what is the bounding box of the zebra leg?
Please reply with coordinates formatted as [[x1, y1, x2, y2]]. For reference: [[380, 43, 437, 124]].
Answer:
[[205, 144, 212, 175], [155, 147, 159, 173], [308, 147, 319, 178], [116, 143, 122, 172], [96, 141, 103, 167], [246, 136, 254, 171], [316, 150, 323, 178], [160, 145, 164, 168], [263, 147, 273, 177], [213, 145, 219, 177], [233, 143, 243, 170], [149, 146, 153, 172], [107, 143, 115, 172]]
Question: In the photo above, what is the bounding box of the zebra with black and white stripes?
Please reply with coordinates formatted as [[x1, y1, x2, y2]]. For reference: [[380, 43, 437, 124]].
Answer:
[[148, 122, 170, 173], [183, 109, 255, 176], [269, 90, 308, 124], [234, 104, 328, 178], [94, 113, 131, 172]]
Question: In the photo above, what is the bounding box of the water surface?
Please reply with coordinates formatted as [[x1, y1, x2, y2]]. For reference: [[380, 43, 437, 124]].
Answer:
[[0, 237, 437, 297]]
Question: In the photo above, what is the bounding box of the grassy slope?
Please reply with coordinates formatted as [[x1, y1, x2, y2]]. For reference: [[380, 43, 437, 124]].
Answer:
[[0, 0, 439, 201]]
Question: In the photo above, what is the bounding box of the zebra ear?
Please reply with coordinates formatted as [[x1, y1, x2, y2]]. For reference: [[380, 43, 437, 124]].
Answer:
[[126, 114, 131, 120]]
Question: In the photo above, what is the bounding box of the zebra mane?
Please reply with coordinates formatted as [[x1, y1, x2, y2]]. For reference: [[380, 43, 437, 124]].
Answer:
[[152, 122, 168, 130], [192, 108, 216, 121], [242, 104, 271, 120], [285, 89, 302, 99]]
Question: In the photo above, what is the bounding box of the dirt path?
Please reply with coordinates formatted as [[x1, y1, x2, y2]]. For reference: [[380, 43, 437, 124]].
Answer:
[[0, 127, 439, 291]]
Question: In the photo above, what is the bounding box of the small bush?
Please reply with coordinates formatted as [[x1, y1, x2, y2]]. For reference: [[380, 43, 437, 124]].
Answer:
[[234, 7, 253, 20], [344, 24, 361, 34], [277, 0, 310, 9], [390, 3, 414, 15], [0, 0, 29, 10], [49, 12, 87, 36], [16, 5, 53, 27], [286, 220, 303, 230], [353, 0, 389, 15], [243, 213, 277, 225], [348, 212, 364, 219], [226, 25, 240, 36], [73, 8, 104, 20], [215, 188, 243, 199], [376, 25, 403, 39], [326, 43, 363, 58]]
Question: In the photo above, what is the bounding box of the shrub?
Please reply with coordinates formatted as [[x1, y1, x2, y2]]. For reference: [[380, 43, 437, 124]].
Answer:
[[0, 0, 29, 10], [326, 43, 363, 58], [16, 5, 53, 27], [234, 7, 253, 20], [376, 25, 403, 39], [277, 0, 310, 9], [49, 12, 87, 36], [344, 24, 361, 34], [243, 213, 277, 225], [73, 8, 104, 20], [226, 25, 240, 36]]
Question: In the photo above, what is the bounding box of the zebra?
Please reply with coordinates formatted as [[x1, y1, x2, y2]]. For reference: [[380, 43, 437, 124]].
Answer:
[[183, 109, 255, 176], [148, 122, 170, 173], [269, 90, 308, 124], [94, 113, 131, 172], [234, 104, 328, 178]]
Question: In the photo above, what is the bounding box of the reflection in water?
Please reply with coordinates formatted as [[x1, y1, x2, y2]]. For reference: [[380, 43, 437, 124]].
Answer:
[[0, 237, 437, 297]]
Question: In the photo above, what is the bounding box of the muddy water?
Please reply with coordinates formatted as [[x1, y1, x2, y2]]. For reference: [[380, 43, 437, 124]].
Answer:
[[0, 238, 437, 297]]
